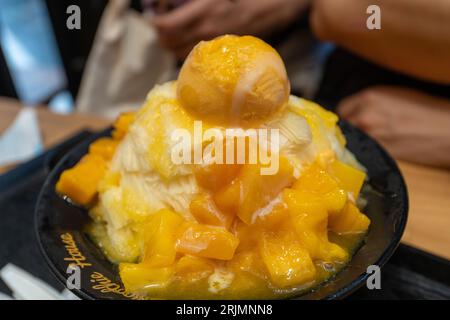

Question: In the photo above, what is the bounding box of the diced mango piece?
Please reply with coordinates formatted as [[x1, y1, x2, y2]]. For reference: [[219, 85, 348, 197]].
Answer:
[[214, 180, 241, 214], [89, 137, 119, 160], [56, 154, 107, 206], [292, 163, 347, 214], [141, 209, 184, 267], [329, 160, 366, 198], [259, 234, 316, 288], [237, 157, 294, 224], [226, 247, 268, 293], [329, 202, 370, 234], [234, 221, 260, 251], [175, 255, 215, 281], [176, 223, 239, 260], [254, 201, 289, 229], [284, 189, 328, 230], [226, 272, 266, 296], [283, 189, 328, 259], [190, 193, 234, 228], [321, 188, 348, 215], [283, 189, 348, 262], [293, 162, 339, 194], [228, 251, 257, 273], [97, 172, 120, 193], [325, 242, 350, 262], [195, 163, 241, 192], [286, 188, 347, 218], [227, 250, 266, 279], [112, 111, 135, 140], [295, 184, 348, 215], [119, 263, 173, 293]]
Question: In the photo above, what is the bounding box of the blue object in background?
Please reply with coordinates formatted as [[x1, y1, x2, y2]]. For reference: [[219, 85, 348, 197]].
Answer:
[[0, 0, 73, 112]]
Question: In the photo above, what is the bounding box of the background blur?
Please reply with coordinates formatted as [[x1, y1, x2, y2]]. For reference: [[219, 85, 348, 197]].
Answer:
[[0, 0, 113, 111]]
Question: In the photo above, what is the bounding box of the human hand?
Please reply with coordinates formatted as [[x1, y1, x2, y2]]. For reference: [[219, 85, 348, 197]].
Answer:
[[337, 86, 450, 168], [152, 0, 309, 59]]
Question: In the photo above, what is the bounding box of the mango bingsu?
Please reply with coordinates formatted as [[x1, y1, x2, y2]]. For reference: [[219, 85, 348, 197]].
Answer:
[[56, 35, 370, 299]]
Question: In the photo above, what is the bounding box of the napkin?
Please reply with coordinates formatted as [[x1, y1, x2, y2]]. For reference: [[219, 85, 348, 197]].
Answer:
[[0, 264, 79, 300], [0, 107, 43, 167]]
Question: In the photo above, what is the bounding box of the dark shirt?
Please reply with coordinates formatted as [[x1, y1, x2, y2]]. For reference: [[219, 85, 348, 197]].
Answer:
[[315, 48, 450, 111]]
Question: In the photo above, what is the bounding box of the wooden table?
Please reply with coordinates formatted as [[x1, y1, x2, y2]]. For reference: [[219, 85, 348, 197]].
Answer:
[[1, 98, 449, 260]]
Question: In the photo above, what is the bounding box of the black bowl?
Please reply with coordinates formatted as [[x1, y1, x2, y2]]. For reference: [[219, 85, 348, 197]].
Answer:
[[35, 122, 408, 300]]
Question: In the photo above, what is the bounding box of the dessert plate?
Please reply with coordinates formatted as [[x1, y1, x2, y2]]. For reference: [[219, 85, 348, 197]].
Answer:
[[35, 122, 408, 300]]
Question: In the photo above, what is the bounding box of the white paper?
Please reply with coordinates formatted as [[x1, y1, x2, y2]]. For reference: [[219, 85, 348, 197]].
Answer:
[[0, 264, 63, 300], [0, 107, 43, 167]]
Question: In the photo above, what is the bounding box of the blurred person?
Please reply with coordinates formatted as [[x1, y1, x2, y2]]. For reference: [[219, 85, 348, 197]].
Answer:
[[310, 0, 450, 168], [145, 0, 329, 98], [148, 0, 309, 59], [337, 86, 450, 168]]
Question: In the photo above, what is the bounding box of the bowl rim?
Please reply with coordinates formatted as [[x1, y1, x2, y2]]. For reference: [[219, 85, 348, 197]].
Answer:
[[35, 123, 408, 300], [320, 121, 409, 299]]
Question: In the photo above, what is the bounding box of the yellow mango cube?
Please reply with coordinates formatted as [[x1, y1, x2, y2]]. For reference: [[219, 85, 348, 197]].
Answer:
[[88, 137, 119, 160], [190, 193, 234, 229], [176, 223, 239, 260], [283, 190, 327, 231], [175, 255, 215, 281], [237, 157, 294, 224], [322, 188, 348, 215], [226, 252, 267, 295], [227, 250, 266, 280], [259, 234, 316, 288], [194, 163, 242, 192], [292, 163, 347, 215], [112, 111, 135, 140], [214, 180, 241, 214], [97, 172, 120, 193], [56, 154, 106, 206], [283, 189, 327, 254], [283, 189, 348, 262], [119, 263, 173, 293], [254, 201, 289, 229], [285, 188, 346, 220], [293, 162, 339, 194], [329, 202, 371, 234], [324, 242, 349, 262], [234, 221, 260, 251], [329, 160, 366, 198], [141, 209, 184, 267]]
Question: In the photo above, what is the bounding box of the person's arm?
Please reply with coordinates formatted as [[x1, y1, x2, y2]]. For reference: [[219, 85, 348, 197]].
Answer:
[[310, 0, 450, 84], [337, 86, 450, 168], [152, 0, 309, 59]]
